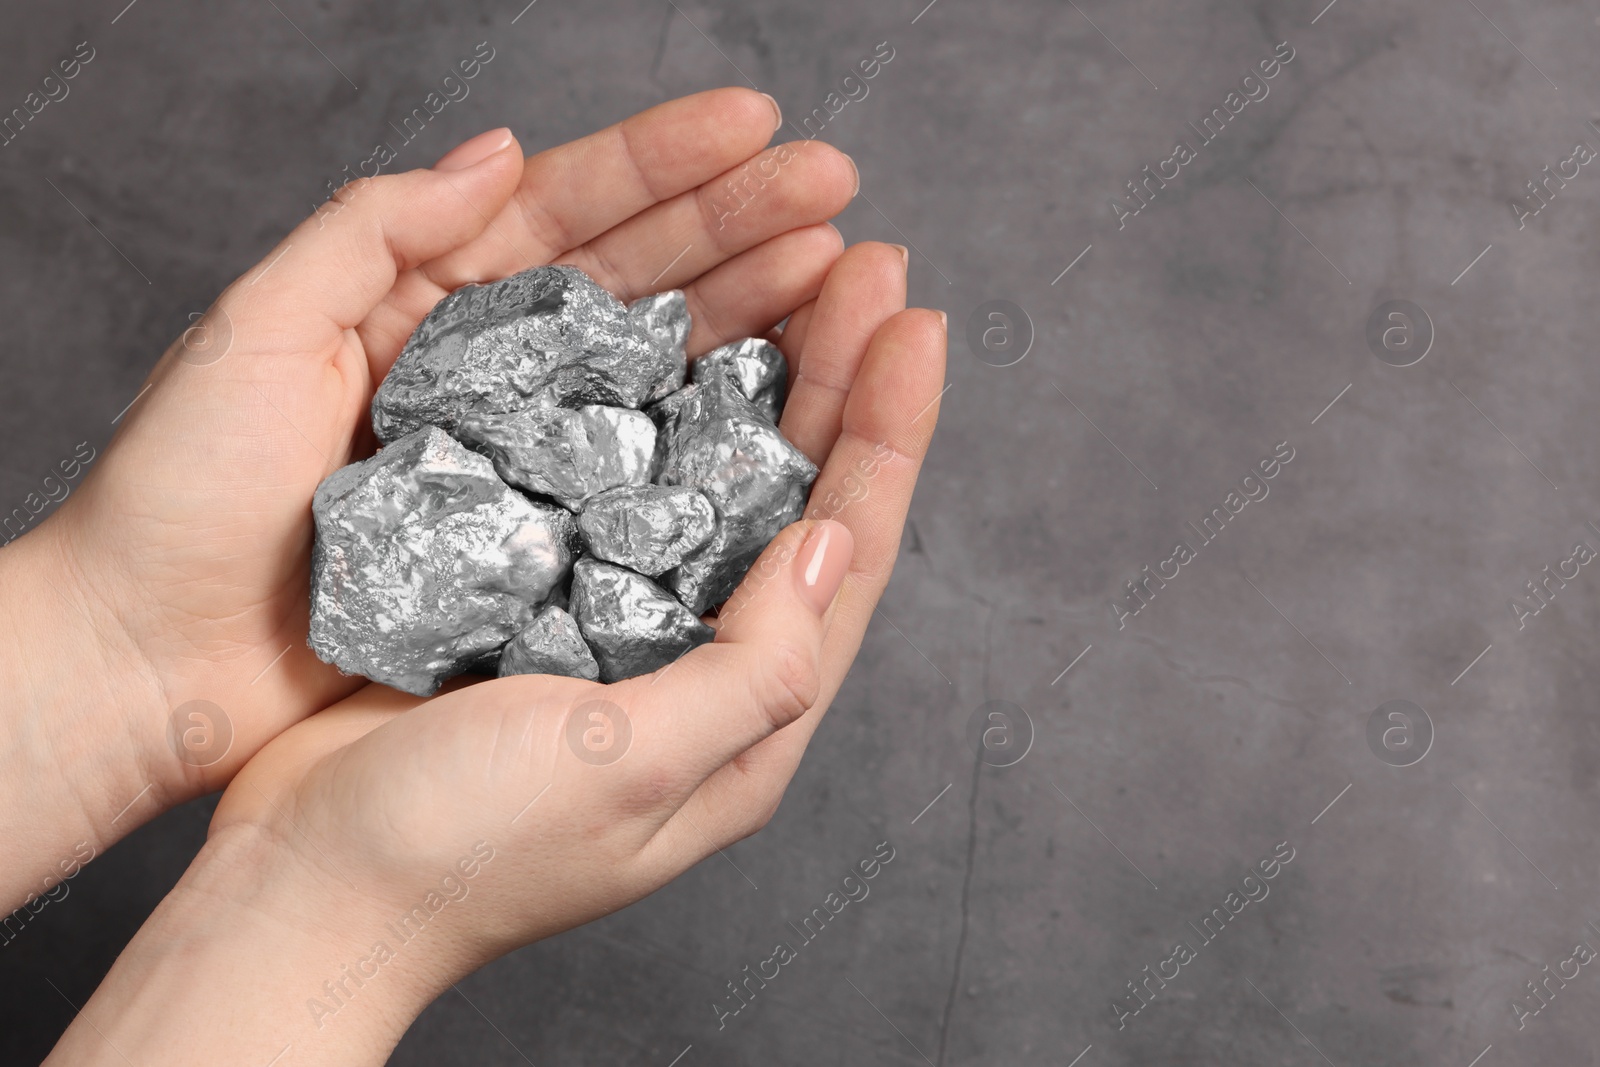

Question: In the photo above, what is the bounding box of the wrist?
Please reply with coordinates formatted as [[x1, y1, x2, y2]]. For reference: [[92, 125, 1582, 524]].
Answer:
[[46, 820, 454, 1067], [0, 516, 172, 912]]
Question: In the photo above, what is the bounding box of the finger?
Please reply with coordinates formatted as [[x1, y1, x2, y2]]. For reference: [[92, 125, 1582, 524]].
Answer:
[[679, 223, 842, 357], [776, 299, 818, 370], [559, 140, 858, 304], [778, 243, 908, 464], [417, 88, 784, 291], [225, 129, 525, 358], [810, 308, 947, 619], [606, 519, 854, 799], [359, 113, 845, 376], [650, 309, 947, 849]]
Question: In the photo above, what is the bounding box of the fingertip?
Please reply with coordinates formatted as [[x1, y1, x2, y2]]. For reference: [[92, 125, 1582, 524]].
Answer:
[[858, 240, 911, 279], [434, 127, 517, 171], [711, 517, 843, 638], [890, 305, 951, 345], [759, 92, 784, 132], [429, 129, 526, 211], [837, 306, 949, 453], [825, 143, 862, 205], [779, 139, 862, 213], [808, 242, 910, 323], [778, 222, 846, 266], [709, 86, 787, 141], [795, 519, 853, 615], [820, 221, 845, 254]]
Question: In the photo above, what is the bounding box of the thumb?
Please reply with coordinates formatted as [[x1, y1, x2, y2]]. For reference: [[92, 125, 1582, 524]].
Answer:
[[222, 128, 525, 341], [610, 519, 855, 791]]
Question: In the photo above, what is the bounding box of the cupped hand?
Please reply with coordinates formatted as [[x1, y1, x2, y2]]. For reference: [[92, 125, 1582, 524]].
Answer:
[[23, 88, 858, 845], [211, 246, 943, 964], [45, 237, 945, 1067]]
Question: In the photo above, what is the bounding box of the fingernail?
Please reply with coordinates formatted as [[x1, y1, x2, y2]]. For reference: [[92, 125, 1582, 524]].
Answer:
[[890, 244, 909, 268], [936, 310, 948, 330], [434, 127, 514, 172], [760, 92, 783, 132], [844, 152, 860, 197], [795, 521, 853, 615]]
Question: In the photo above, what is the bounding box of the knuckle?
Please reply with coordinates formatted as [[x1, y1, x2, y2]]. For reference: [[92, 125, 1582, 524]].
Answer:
[[755, 642, 820, 731], [748, 795, 782, 836], [573, 241, 631, 303], [515, 188, 577, 259], [686, 290, 725, 345], [618, 758, 682, 819], [717, 797, 777, 848], [329, 172, 394, 211], [734, 810, 772, 842], [732, 789, 786, 843]]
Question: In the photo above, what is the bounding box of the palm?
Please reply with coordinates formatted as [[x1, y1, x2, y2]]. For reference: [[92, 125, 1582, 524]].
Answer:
[[77, 325, 375, 720]]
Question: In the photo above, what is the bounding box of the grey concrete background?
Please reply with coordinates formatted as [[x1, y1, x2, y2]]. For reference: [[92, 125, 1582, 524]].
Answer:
[[3, 0, 1599, 1063]]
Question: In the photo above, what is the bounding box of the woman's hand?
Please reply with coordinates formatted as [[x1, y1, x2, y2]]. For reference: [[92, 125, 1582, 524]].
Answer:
[[45, 236, 945, 1066], [0, 87, 859, 910]]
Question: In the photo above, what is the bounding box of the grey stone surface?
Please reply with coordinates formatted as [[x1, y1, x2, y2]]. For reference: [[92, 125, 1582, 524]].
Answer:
[[568, 557, 715, 682], [308, 426, 576, 696], [655, 375, 818, 612], [457, 402, 656, 510], [7, 1, 1600, 1065], [578, 483, 716, 575], [497, 605, 600, 681], [691, 337, 787, 422], [371, 265, 680, 442]]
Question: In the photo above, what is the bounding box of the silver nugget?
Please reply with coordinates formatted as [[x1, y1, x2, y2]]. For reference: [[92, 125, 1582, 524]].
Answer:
[[308, 426, 576, 696], [654, 376, 818, 613], [568, 558, 715, 683], [578, 484, 716, 575], [628, 290, 691, 403], [457, 404, 655, 511], [497, 605, 600, 681], [691, 337, 787, 422], [372, 266, 681, 442]]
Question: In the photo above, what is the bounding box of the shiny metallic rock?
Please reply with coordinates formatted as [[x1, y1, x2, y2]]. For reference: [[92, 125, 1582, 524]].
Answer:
[[628, 290, 690, 403], [457, 403, 655, 511], [691, 337, 787, 422], [497, 605, 600, 681], [577, 484, 716, 575], [568, 558, 715, 683], [653, 376, 818, 613], [372, 266, 682, 442], [308, 426, 577, 696]]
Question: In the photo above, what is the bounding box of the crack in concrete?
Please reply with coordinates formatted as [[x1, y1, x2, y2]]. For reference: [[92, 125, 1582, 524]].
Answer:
[[936, 752, 984, 1066], [1126, 630, 1313, 717]]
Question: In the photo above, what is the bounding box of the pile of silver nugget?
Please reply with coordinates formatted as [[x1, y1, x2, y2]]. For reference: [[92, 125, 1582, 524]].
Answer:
[[307, 265, 817, 695]]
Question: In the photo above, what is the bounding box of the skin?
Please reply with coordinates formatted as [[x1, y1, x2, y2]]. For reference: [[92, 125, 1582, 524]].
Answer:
[[0, 88, 945, 1064]]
